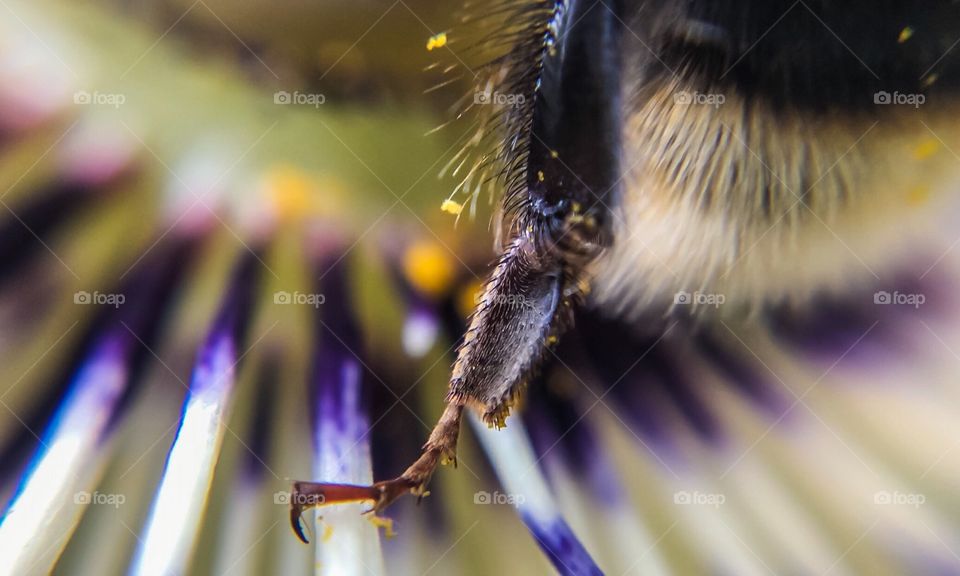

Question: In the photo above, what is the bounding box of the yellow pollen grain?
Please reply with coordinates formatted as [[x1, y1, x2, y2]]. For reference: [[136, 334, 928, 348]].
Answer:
[[537, 170, 545, 182], [913, 139, 940, 160], [923, 73, 939, 88], [426, 32, 447, 51], [321, 524, 334, 543], [403, 240, 456, 298], [368, 515, 397, 538], [550, 150, 559, 158], [898, 27, 914, 43], [440, 199, 463, 215]]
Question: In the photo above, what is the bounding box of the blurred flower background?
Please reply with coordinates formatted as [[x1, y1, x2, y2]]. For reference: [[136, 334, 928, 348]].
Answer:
[[2, 1, 960, 575]]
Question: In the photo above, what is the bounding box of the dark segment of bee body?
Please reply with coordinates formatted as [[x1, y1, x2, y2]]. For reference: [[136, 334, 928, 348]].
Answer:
[[457, 0, 628, 425], [525, 0, 624, 247], [468, 0, 960, 424], [634, 0, 960, 113], [506, 0, 960, 249]]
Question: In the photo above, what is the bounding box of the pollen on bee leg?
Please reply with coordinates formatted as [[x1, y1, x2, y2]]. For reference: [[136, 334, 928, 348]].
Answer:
[[484, 405, 510, 430], [365, 514, 398, 538]]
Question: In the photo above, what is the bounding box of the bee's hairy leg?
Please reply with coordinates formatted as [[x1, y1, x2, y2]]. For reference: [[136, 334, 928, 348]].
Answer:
[[287, 0, 626, 540], [446, 231, 582, 426], [288, 210, 600, 541], [288, 403, 465, 543], [289, 481, 383, 543]]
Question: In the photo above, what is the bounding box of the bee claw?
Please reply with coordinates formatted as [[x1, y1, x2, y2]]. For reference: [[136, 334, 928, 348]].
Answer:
[[286, 480, 384, 543], [290, 505, 311, 544]]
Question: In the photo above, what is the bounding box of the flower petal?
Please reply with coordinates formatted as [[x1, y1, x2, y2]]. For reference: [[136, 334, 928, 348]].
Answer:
[[469, 413, 604, 576], [131, 251, 258, 576], [308, 260, 384, 576], [0, 239, 190, 575]]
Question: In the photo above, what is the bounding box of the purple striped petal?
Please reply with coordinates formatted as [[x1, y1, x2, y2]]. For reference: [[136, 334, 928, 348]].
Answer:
[[470, 414, 604, 576], [0, 238, 190, 575], [308, 260, 384, 576], [131, 251, 258, 576], [0, 332, 129, 576], [211, 357, 278, 575]]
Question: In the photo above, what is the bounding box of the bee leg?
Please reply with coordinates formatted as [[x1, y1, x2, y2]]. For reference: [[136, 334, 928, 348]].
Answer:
[[368, 402, 465, 510], [288, 481, 383, 543], [288, 221, 595, 541], [362, 234, 580, 504], [446, 231, 584, 427]]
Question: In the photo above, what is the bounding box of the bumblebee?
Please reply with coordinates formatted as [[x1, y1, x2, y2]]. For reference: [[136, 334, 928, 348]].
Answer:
[[297, 0, 960, 525], [3, 1, 960, 575]]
